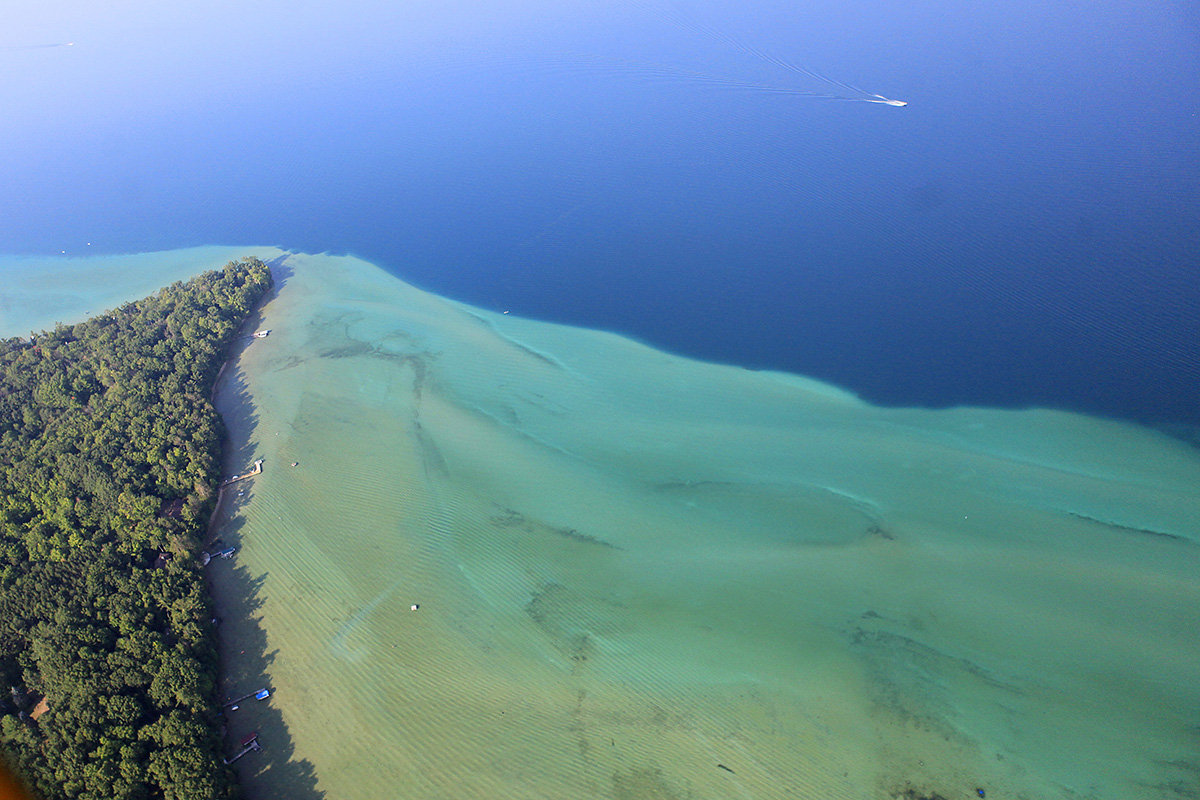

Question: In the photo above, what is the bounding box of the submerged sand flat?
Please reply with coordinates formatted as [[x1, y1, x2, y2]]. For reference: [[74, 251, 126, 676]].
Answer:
[[7, 247, 1197, 798], [0, 245, 286, 338], [202, 252, 1200, 800]]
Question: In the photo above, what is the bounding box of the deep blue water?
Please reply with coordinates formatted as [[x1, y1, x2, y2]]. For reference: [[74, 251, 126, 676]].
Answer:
[[3, 0, 1198, 424]]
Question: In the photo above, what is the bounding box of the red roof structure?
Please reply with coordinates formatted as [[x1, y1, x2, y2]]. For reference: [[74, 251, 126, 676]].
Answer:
[[30, 697, 49, 720]]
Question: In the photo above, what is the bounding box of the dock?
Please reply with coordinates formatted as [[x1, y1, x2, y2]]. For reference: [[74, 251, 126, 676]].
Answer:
[[223, 688, 270, 708], [224, 739, 261, 764], [221, 459, 263, 487]]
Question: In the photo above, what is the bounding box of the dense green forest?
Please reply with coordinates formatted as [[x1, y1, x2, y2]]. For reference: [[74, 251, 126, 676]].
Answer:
[[0, 258, 272, 799]]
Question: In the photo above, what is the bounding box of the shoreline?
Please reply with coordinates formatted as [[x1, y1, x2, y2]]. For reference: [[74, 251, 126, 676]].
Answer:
[[0, 246, 285, 339], [201, 258, 322, 799], [204, 318, 261, 542], [204, 266, 276, 767], [204, 252, 284, 518], [191, 250, 1200, 800], [0, 255, 278, 799]]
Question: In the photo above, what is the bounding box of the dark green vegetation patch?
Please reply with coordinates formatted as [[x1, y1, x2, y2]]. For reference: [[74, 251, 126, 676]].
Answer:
[[0, 259, 272, 799]]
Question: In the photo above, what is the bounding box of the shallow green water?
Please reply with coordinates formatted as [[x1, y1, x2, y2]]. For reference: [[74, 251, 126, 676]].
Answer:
[[14, 249, 1200, 799], [203, 251, 1200, 800], [0, 246, 285, 338]]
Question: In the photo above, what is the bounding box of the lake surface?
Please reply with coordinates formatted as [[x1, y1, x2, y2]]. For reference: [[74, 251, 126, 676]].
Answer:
[[4, 0, 1200, 796], [3, 0, 1198, 424], [4, 248, 1198, 799], [202, 251, 1196, 800]]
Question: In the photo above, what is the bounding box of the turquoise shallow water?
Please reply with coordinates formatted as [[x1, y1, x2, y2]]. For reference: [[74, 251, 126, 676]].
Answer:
[[0, 246, 284, 337], [10, 249, 1200, 799]]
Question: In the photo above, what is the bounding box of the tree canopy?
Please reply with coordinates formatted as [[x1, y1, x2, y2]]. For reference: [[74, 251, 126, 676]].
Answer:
[[0, 258, 272, 799]]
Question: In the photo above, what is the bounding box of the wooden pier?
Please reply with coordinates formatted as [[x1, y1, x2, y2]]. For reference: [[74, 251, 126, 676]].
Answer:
[[223, 688, 270, 708], [221, 459, 263, 487], [224, 739, 261, 764]]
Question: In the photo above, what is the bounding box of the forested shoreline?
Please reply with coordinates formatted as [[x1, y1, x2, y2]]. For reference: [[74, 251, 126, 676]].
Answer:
[[0, 258, 272, 799]]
